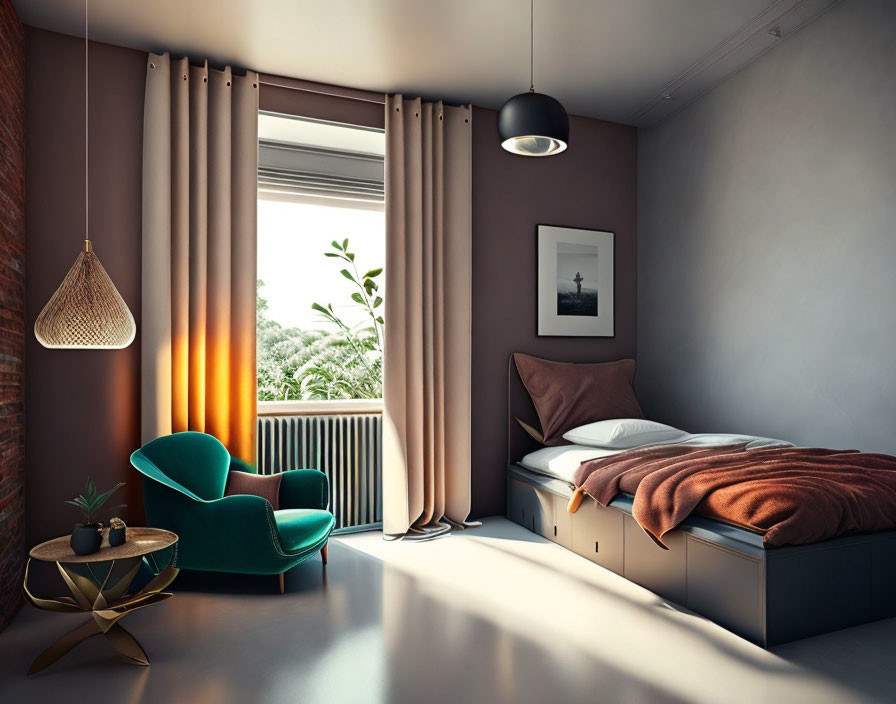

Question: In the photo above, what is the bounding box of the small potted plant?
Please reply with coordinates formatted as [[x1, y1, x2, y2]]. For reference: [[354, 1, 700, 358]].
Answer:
[[108, 516, 127, 547], [66, 478, 125, 556]]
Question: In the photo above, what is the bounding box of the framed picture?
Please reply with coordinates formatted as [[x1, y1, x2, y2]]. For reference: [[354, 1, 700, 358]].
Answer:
[[537, 225, 614, 337]]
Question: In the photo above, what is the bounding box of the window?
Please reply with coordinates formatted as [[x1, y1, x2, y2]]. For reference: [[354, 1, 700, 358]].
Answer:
[[256, 113, 385, 404]]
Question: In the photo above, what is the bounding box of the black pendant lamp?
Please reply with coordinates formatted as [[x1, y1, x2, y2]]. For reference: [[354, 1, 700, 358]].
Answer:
[[498, 0, 569, 156]]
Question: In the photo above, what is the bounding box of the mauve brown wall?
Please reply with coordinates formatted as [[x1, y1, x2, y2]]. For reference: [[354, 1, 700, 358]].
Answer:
[[0, 0, 26, 630], [260, 83, 384, 129], [470, 107, 637, 518], [22, 28, 636, 540], [25, 28, 145, 546]]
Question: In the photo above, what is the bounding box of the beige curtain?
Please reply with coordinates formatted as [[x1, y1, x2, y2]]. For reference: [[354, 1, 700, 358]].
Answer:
[[142, 53, 258, 464], [383, 95, 474, 539]]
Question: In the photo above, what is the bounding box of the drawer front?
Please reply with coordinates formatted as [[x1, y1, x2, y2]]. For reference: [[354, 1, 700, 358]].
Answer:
[[872, 538, 896, 620], [623, 516, 687, 605], [553, 495, 572, 548], [508, 479, 553, 539], [687, 536, 764, 645], [570, 498, 624, 574], [767, 541, 872, 645]]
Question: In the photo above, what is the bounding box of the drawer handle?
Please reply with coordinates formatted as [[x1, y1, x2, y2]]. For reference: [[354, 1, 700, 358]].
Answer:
[[595, 541, 599, 553], [553, 525, 557, 537]]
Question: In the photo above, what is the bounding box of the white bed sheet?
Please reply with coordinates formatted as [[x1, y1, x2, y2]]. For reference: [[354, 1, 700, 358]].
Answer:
[[518, 433, 793, 485]]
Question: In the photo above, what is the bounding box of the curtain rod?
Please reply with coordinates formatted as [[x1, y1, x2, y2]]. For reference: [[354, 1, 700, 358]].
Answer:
[[258, 73, 386, 105]]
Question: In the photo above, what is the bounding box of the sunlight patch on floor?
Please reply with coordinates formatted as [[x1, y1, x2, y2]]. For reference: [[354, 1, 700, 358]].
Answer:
[[337, 518, 874, 704]]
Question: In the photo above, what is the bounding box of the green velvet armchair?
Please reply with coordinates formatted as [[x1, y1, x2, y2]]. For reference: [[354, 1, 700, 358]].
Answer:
[[130, 431, 334, 592]]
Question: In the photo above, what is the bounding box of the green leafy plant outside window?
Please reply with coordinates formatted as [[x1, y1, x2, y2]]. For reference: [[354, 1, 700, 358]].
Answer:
[[257, 238, 384, 401]]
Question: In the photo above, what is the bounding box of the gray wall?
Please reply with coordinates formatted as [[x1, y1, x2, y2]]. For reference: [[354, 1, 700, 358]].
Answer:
[[637, 0, 896, 452]]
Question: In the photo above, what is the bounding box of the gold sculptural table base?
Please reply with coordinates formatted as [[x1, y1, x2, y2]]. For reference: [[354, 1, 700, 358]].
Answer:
[[24, 528, 179, 675], [28, 612, 154, 673]]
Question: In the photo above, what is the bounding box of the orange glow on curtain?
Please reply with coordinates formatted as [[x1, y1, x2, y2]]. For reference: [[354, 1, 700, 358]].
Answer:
[[172, 320, 256, 463], [142, 53, 257, 466], [205, 329, 231, 450], [171, 329, 189, 433]]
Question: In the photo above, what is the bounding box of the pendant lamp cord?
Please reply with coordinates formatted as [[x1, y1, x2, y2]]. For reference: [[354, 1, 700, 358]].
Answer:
[[84, 0, 89, 246], [529, 0, 534, 92]]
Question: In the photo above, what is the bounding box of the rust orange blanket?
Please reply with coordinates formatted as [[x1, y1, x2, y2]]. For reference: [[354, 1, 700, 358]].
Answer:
[[572, 443, 896, 548]]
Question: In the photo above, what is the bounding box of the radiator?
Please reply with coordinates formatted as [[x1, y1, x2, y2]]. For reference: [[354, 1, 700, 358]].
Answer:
[[257, 414, 382, 531]]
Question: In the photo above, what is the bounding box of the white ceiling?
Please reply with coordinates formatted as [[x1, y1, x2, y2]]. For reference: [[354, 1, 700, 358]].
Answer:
[[14, 0, 838, 126]]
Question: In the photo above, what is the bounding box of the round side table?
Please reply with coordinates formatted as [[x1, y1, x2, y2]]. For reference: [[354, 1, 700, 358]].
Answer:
[[23, 527, 179, 675]]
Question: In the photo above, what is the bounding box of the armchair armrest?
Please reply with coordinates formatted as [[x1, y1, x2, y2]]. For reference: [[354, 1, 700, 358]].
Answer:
[[183, 494, 293, 569], [279, 469, 330, 511], [201, 493, 274, 529]]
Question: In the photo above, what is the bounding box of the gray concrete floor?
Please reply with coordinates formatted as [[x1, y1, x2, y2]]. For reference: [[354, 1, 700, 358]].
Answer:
[[1, 517, 894, 704]]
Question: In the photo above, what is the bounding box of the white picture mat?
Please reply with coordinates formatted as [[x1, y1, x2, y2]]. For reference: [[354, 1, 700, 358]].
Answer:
[[537, 225, 614, 337]]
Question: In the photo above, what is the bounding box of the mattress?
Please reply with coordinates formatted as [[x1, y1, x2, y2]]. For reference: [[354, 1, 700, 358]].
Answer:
[[508, 462, 767, 545], [519, 433, 792, 485]]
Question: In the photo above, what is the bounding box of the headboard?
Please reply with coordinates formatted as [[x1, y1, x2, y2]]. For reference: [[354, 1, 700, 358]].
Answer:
[[506, 354, 543, 465]]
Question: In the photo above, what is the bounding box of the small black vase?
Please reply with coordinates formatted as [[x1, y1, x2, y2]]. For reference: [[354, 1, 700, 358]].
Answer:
[[70, 524, 102, 555], [109, 526, 126, 547]]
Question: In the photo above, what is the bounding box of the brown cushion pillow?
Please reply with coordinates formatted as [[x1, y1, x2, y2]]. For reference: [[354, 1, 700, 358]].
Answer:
[[513, 353, 644, 446], [225, 471, 282, 510]]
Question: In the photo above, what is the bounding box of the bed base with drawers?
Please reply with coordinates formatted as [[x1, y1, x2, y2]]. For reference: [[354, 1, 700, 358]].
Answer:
[[507, 464, 896, 646]]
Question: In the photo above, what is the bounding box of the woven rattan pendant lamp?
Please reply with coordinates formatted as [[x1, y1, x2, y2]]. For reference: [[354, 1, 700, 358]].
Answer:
[[34, 0, 136, 349]]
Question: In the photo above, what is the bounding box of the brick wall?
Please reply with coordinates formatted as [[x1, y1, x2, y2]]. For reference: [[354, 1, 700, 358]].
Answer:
[[0, 0, 26, 632]]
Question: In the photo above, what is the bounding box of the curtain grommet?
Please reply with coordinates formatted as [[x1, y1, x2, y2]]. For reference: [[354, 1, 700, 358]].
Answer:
[[149, 62, 155, 69]]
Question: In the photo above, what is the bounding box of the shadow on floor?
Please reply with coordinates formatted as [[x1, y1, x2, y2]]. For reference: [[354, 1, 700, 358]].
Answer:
[[470, 516, 896, 703], [771, 618, 896, 702], [170, 556, 329, 597], [0, 535, 697, 704]]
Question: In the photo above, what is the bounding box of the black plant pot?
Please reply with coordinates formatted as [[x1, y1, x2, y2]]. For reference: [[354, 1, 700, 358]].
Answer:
[[70, 523, 102, 555], [109, 527, 126, 547]]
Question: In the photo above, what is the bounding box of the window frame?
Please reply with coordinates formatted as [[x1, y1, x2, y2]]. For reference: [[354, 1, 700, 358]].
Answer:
[[256, 94, 386, 414], [257, 398, 383, 416]]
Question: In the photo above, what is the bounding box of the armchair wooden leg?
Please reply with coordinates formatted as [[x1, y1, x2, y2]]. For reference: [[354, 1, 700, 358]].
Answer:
[[278, 572, 285, 594], [321, 542, 328, 565]]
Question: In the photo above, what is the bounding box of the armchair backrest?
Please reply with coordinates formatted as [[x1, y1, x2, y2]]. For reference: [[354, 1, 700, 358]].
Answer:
[[132, 432, 232, 501]]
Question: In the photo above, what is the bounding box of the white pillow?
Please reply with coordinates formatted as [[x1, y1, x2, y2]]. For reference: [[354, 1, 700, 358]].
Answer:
[[562, 419, 687, 449]]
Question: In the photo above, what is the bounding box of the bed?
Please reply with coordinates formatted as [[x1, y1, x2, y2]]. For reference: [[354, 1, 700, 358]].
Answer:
[[506, 356, 896, 647]]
